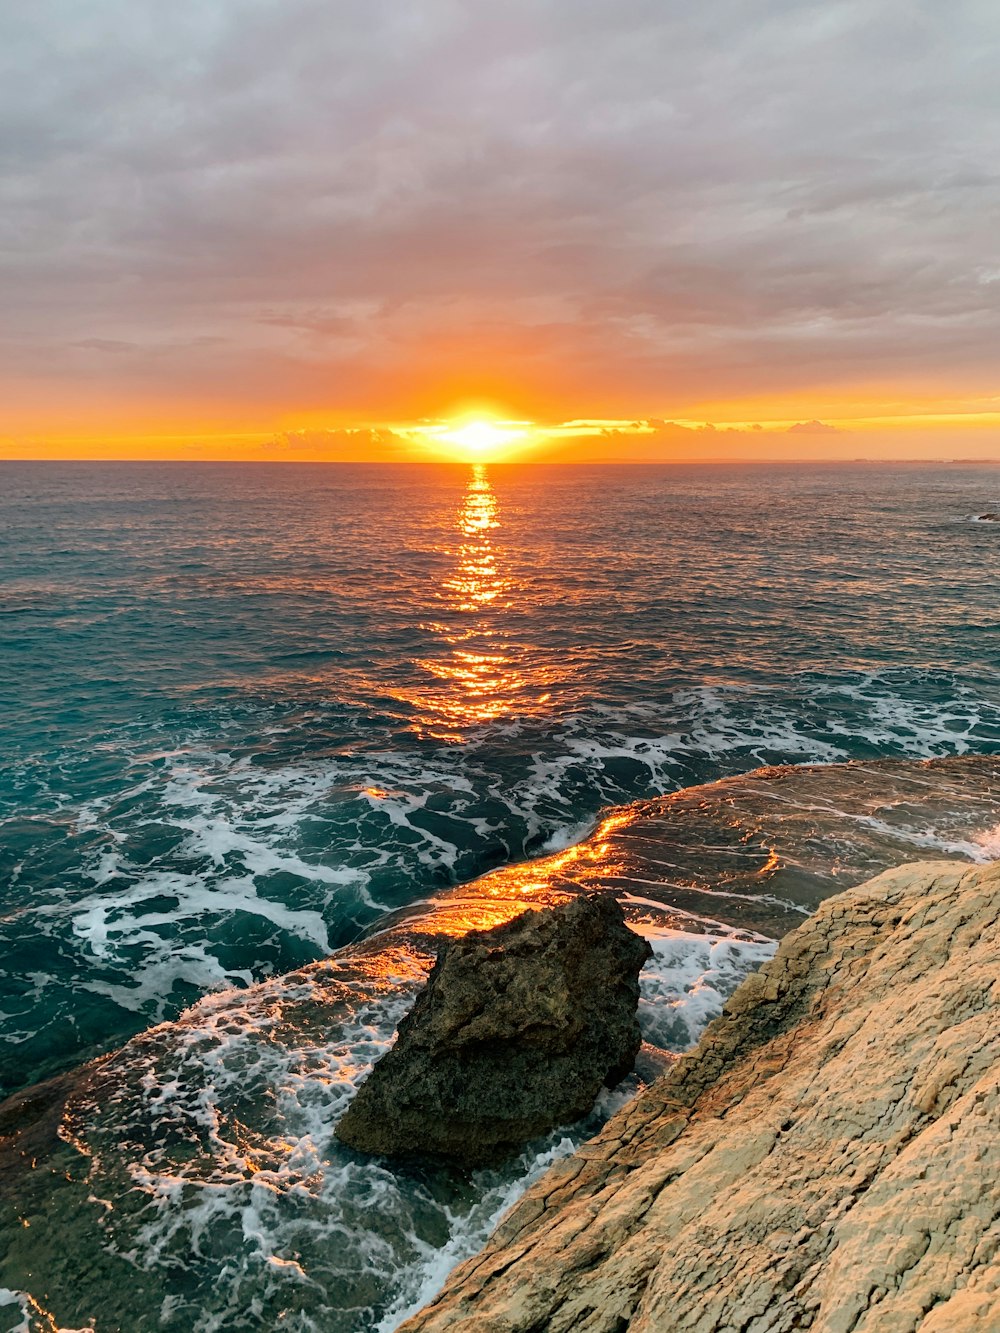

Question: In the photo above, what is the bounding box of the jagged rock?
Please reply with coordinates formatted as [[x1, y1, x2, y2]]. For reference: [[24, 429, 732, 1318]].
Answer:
[[335, 894, 652, 1165], [402, 860, 1000, 1331]]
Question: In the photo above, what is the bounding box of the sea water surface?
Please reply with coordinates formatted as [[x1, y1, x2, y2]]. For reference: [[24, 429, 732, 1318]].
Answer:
[[2, 461, 1000, 1330]]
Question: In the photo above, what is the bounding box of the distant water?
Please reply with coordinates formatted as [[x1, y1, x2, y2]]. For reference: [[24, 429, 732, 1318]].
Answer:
[[3, 462, 1000, 1332], [2, 461, 1000, 1097]]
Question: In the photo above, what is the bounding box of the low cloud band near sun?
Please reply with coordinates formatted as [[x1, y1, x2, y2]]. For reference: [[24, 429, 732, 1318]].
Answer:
[[3, 1, 1000, 461]]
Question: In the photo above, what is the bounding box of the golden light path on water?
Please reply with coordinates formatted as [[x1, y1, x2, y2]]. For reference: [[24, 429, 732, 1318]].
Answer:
[[391, 464, 554, 741], [363, 756, 1000, 943]]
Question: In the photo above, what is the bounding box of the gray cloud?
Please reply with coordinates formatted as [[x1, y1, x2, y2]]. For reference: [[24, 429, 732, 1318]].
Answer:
[[2, 0, 1000, 425]]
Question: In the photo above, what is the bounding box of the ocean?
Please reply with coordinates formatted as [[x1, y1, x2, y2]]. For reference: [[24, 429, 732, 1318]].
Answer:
[[2, 460, 1000, 1330]]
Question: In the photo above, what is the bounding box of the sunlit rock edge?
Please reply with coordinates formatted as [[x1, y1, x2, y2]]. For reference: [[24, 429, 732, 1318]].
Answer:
[[403, 859, 1000, 1332]]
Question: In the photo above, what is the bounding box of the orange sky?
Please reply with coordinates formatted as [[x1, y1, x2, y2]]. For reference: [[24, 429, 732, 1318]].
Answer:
[[3, 2, 1000, 462], [6, 406, 1000, 465]]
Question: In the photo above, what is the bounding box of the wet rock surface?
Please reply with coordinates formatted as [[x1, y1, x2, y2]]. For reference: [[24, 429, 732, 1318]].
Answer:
[[336, 895, 652, 1165], [403, 860, 1000, 1331], [2, 757, 998, 1331]]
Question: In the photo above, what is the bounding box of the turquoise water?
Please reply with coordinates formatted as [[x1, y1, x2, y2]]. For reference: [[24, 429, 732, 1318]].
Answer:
[[2, 460, 1000, 1097]]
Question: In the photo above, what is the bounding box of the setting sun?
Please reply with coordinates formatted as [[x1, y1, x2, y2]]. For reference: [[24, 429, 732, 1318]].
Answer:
[[418, 416, 529, 461], [448, 421, 516, 455]]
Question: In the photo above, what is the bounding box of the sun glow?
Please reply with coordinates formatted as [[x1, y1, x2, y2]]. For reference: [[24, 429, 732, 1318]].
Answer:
[[420, 414, 529, 461], [447, 420, 518, 455]]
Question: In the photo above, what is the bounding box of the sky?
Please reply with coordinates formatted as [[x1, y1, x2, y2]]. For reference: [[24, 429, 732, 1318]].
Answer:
[[3, 0, 1000, 461]]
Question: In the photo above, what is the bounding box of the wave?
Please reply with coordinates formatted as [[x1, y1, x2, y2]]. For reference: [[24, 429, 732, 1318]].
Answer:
[[1, 754, 998, 1330], [4, 670, 1000, 1098]]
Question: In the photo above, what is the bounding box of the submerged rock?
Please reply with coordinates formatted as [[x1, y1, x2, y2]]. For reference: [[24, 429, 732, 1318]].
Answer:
[[403, 859, 1000, 1331], [335, 894, 652, 1165]]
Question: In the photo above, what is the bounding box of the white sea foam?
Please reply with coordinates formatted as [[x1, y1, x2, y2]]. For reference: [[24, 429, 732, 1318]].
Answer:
[[0, 1291, 30, 1333], [81, 964, 431, 1326], [838, 813, 1000, 863], [63, 905, 776, 1332], [73, 869, 333, 955], [973, 821, 1000, 859], [65, 865, 336, 1017], [636, 927, 777, 1051], [539, 817, 597, 853], [373, 1136, 580, 1332], [5, 664, 999, 1122]]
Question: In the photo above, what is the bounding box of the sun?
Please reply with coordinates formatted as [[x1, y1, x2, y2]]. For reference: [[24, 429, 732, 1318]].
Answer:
[[446, 420, 519, 456], [409, 408, 533, 461], [428, 416, 528, 461]]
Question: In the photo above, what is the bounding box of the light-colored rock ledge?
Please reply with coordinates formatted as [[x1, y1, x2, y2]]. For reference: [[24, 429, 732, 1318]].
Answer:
[[402, 860, 1000, 1332]]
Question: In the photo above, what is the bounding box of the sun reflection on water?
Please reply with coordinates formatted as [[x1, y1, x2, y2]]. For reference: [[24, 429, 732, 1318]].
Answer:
[[397, 465, 552, 740], [382, 807, 640, 937], [445, 466, 504, 609]]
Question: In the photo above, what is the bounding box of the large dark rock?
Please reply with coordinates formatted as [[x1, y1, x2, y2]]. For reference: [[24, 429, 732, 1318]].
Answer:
[[335, 894, 652, 1165]]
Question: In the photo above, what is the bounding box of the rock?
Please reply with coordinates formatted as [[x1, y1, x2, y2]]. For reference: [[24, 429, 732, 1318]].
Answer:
[[335, 894, 652, 1165], [402, 860, 1000, 1331], [976, 511, 1000, 521]]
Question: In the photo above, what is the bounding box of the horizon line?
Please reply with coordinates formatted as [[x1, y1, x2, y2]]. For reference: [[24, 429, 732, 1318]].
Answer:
[[3, 456, 999, 467]]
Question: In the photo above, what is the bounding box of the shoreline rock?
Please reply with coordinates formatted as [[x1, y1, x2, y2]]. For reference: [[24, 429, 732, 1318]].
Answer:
[[336, 895, 652, 1165], [402, 859, 1000, 1331]]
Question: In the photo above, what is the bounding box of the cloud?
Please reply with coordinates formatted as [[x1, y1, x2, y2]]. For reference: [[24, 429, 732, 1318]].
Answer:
[[786, 420, 843, 434], [2, 0, 1000, 432], [262, 428, 410, 460]]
